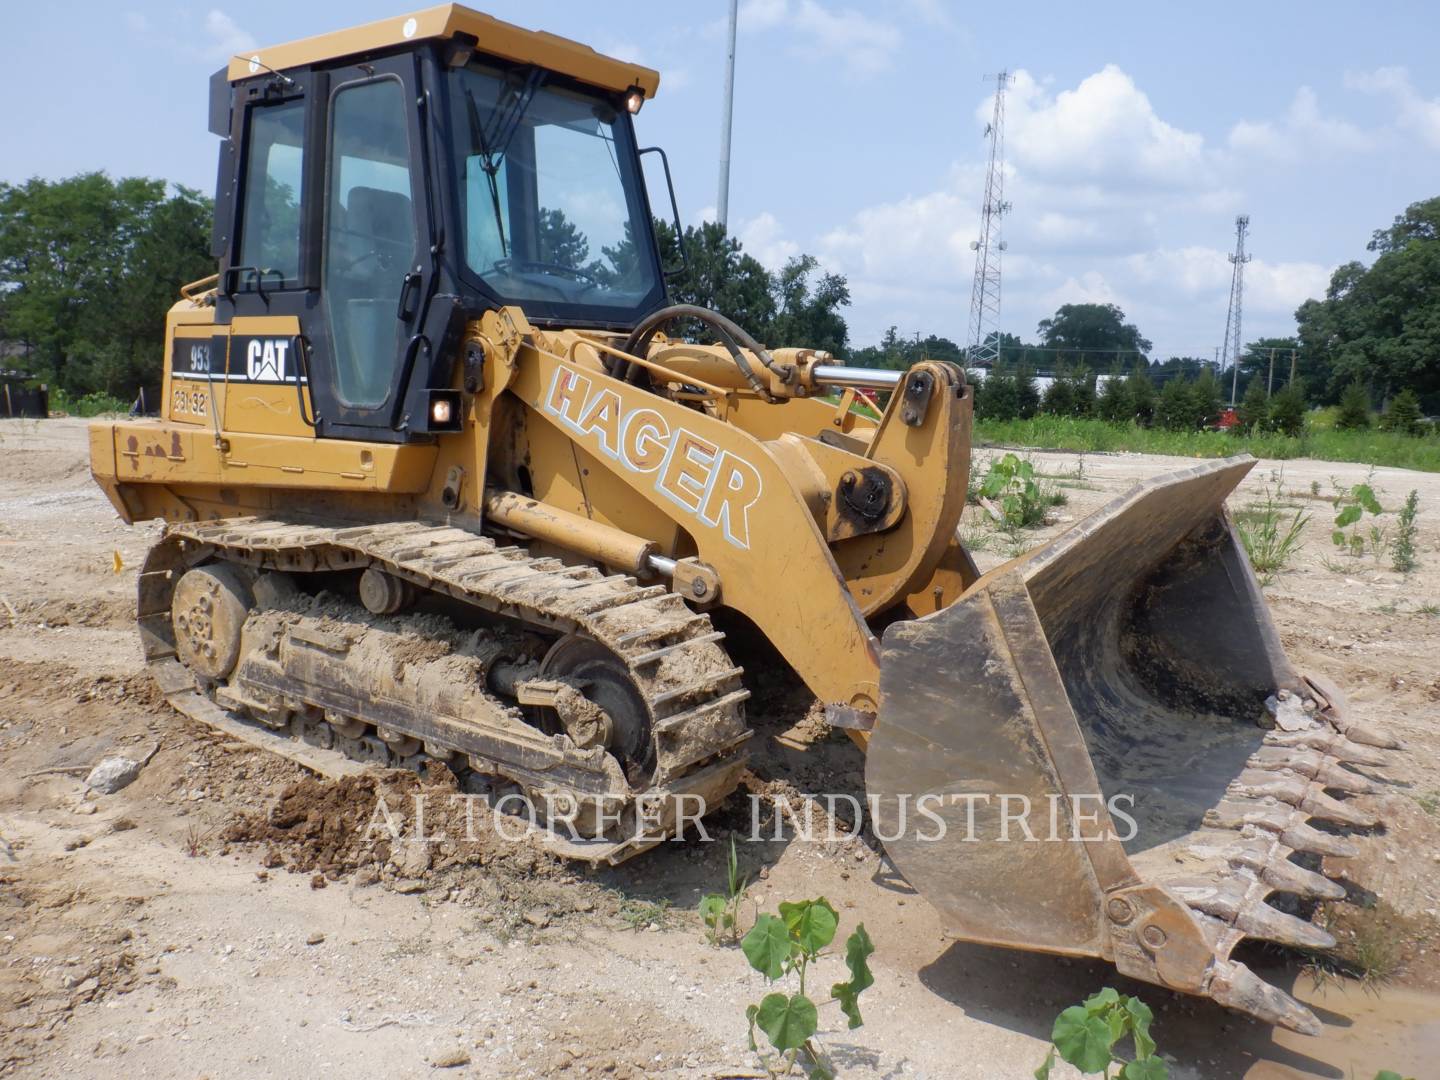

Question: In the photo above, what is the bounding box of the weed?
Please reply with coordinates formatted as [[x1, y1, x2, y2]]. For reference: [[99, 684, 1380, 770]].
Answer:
[[979, 453, 1054, 530], [1417, 603, 1440, 617], [1410, 789, 1440, 815], [1235, 482, 1309, 586], [741, 897, 872, 1078], [1036, 987, 1167, 1079], [617, 898, 671, 932], [183, 821, 215, 857], [699, 837, 749, 946], [1331, 481, 1383, 556], [1392, 490, 1420, 574]]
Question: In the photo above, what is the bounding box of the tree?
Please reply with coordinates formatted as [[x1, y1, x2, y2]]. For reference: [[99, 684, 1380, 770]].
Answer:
[[1294, 196, 1440, 410], [1156, 377, 1196, 431], [1126, 368, 1156, 427], [655, 219, 776, 334], [1335, 380, 1372, 430], [1095, 374, 1133, 423], [1382, 388, 1424, 435], [767, 254, 850, 356], [0, 173, 213, 397], [1041, 374, 1076, 416], [1268, 381, 1308, 437], [1036, 303, 1151, 366], [1191, 369, 1225, 429], [975, 367, 1020, 421], [536, 207, 591, 268], [1235, 378, 1269, 434]]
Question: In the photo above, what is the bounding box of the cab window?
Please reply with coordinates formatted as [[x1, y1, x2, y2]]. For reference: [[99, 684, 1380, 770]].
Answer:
[[237, 99, 304, 284]]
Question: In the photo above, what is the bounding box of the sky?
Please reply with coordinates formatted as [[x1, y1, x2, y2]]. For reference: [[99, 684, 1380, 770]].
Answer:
[[4, 1, 1440, 359]]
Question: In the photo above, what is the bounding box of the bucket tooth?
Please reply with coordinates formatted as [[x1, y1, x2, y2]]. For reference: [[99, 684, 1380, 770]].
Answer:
[[1237, 902, 1337, 950], [1205, 798, 1361, 857], [1262, 728, 1392, 768], [1247, 854, 1347, 900], [1281, 819, 1360, 859], [1170, 875, 1334, 950], [1300, 788, 1378, 829], [1208, 959, 1322, 1036], [1248, 747, 1378, 793], [1330, 716, 1402, 750]]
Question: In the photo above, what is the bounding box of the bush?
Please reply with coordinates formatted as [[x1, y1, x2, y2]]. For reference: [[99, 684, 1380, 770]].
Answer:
[[1268, 381, 1308, 437], [1192, 369, 1225, 429], [1382, 388, 1424, 436], [1235, 377, 1269, 435], [1126, 369, 1156, 427], [1156, 378, 1195, 431], [1041, 375, 1076, 417], [1336, 380, 1372, 430], [1015, 366, 1040, 418], [1096, 375, 1133, 423]]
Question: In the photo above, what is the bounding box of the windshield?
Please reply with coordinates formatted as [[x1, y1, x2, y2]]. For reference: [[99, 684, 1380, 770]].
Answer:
[[447, 62, 662, 318]]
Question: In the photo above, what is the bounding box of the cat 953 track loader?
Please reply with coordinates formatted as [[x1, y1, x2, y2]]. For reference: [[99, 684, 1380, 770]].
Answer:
[[89, 4, 1394, 1034]]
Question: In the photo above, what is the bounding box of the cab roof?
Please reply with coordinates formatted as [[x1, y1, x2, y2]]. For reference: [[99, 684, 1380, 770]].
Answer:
[[224, 3, 661, 99]]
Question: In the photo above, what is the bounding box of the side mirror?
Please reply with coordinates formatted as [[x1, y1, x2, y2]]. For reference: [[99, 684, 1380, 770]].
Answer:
[[638, 145, 689, 279]]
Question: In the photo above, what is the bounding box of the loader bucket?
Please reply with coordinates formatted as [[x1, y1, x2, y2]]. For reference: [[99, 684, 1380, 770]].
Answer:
[[866, 456, 1396, 1034]]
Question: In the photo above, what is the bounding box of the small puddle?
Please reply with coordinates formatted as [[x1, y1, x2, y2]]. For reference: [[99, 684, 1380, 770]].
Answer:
[[1245, 977, 1440, 1079]]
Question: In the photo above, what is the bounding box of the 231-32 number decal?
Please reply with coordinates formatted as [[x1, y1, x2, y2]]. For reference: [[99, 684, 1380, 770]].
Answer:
[[172, 387, 208, 417]]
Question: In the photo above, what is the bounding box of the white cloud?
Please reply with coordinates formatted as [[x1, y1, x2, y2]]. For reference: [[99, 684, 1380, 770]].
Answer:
[[1345, 66, 1440, 148], [738, 212, 800, 269], [1124, 247, 1330, 314], [204, 10, 256, 62], [738, 0, 901, 74], [1228, 86, 1372, 160], [1001, 66, 1208, 188]]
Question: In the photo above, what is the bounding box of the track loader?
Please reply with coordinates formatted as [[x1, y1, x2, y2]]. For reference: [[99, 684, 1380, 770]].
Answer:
[[89, 4, 1394, 1035]]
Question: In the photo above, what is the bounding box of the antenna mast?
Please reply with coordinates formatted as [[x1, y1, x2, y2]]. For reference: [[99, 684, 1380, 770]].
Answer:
[[968, 71, 1011, 368], [1223, 215, 1251, 404]]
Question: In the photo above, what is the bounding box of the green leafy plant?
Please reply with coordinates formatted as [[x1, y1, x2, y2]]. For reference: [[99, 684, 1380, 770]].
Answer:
[[1375, 1070, 1416, 1079], [1036, 988, 1166, 1080], [979, 453, 1053, 530], [700, 837, 749, 946], [1332, 482, 1383, 555], [740, 897, 873, 1078], [1234, 481, 1309, 586], [1392, 490, 1420, 574]]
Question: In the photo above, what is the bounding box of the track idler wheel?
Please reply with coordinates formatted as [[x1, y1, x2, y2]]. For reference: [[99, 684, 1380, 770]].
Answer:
[[171, 564, 253, 681]]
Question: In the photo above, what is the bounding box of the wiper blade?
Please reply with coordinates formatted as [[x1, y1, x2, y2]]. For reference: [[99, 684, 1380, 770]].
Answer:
[[464, 85, 508, 258]]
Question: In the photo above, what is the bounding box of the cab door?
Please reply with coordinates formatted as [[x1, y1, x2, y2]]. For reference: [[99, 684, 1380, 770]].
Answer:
[[312, 55, 434, 439]]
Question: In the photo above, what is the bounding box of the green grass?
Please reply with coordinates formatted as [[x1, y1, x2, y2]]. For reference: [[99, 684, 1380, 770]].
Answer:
[[48, 387, 129, 417], [974, 415, 1440, 472]]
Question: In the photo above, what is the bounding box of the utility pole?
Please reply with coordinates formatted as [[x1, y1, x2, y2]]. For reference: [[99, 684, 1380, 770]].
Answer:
[[967, 72, 1011, 369], [716, 0, 739, 230], [1222, 215, 1251, 404], [1289, 350, 1297, 385], [1268, 348, 1276, 396]]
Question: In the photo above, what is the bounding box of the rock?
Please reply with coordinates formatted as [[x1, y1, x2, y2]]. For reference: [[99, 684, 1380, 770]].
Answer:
[[72, 802, 97, 816], [62, 835, 91, 852], [394, 841, 432, 878], [393, 880, 424, 894], [428, 1047, 471, 1069], [522, 908, 551, 929], [573, 896, 595, 913], [353, 866, 380, 888], [305, 932, 325, 946], [86, 756, 142, 794]]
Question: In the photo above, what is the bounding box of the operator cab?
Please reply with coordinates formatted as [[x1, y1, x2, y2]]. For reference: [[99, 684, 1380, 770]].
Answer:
[[205, 5, 668, 442]]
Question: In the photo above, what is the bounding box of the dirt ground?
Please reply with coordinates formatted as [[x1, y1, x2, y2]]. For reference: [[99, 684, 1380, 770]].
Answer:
[[2, 417, 1439, 1080]]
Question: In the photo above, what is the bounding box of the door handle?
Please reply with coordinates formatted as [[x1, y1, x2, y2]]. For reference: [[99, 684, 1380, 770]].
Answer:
[[397, 271, 422, 320]]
